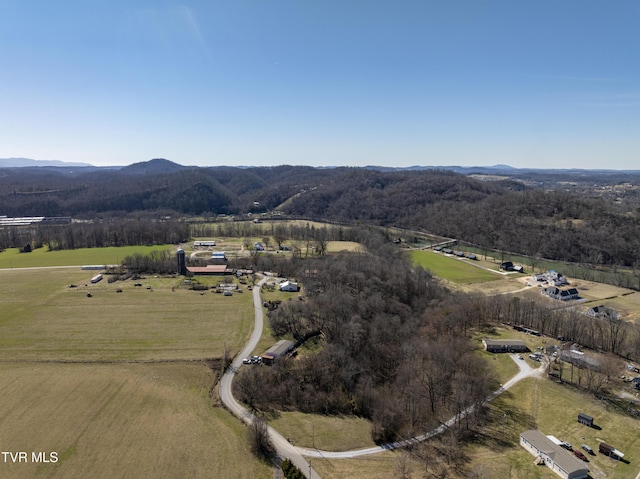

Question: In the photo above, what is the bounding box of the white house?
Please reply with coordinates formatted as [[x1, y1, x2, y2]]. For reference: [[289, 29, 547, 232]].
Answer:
[[520, 430, 588, 479], [279, 280, 299, 292]]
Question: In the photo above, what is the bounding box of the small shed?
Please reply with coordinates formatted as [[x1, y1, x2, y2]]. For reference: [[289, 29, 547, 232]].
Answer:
[[577, 413, 593, 427], [599, 442, 624, 460]]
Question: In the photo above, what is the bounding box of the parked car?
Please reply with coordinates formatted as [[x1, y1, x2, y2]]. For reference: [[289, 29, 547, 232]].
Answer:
[[242, 358, 251, 365], [581, 444, 594, 455], [560, 441, 573, 451], [574, 450, 588, 461]]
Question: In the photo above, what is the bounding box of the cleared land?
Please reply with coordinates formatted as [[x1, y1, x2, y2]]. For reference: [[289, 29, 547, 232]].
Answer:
[[410, 250, 502, 284], [0, 245, 172, 268], [0, 362, 271, 479], [270, 412, 375, 451], [0, 268, 254, 361], [0, 250, 271, 479], [308, 452, 399, 479]]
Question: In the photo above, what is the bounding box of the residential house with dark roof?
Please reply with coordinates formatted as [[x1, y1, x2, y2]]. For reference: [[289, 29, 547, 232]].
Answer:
[[482, 339, 528, 353]]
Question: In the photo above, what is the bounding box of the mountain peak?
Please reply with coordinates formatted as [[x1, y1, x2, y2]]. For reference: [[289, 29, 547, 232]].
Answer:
[[119, 158, 187, 175]]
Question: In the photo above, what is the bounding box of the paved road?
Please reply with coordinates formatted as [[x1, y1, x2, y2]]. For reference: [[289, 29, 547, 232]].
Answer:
[[298, 354, 543, 459], [218, 276, 321, 479]]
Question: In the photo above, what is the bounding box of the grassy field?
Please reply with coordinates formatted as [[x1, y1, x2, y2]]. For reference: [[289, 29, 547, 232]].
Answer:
[[410, 250, 502, 284], [0, 245, 173, 268], [270, 412, 375, 451], [0, 362, 272, 479], [0, 246, 272, 479], [0, 268, 254, 360], [309, 451, 399, 479], [469, 377, 640, 479]]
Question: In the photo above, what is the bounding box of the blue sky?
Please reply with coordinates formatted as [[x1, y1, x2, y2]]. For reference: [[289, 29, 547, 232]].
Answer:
[[1, 1, 639, 169]]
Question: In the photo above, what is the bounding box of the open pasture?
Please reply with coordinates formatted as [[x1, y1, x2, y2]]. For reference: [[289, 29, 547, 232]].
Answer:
[[0, 268, 254, 361], [0, 245, 172, 269], [0, 362, 271, 479], [410, 250, 502, 284]]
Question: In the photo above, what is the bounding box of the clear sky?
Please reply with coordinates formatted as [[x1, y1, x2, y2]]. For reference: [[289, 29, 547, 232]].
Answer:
[[1, 1, 639, 169]]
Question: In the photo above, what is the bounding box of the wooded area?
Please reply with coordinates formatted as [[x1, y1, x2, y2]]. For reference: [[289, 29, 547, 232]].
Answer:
[[235, 231, 494, 443], [2, 162, 639, 271]]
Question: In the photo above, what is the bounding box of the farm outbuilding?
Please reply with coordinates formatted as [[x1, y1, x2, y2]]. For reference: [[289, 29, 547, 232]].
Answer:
[[599, 442, 624, 460], [482, 339, 528, 353], [261, 339, 294, 365], [187, 265, 231, 275], [520, 430, 589, 479], [577, 413, 593, 427]]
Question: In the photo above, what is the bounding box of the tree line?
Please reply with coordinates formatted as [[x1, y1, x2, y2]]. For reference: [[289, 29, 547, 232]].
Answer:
[[0, 218, 189, 251]]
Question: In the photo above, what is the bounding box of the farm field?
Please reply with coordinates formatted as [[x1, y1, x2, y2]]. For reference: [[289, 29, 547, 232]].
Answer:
[[0, 268, 254, 360], [0, 246, 271, 479], [0, 362, 271, 479], [0, 244, 172, 269], [410, 250, 502, 284]]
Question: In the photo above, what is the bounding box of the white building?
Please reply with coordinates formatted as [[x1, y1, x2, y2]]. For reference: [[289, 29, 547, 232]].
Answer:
[[279, 280, 299, 292], [520, 430, 588, 479]]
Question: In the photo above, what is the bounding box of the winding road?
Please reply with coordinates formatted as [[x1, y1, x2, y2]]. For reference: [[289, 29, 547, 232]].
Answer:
[[218, 276, 322, 479], [297, 354, 543, 459], [219, 276, 547, 477]]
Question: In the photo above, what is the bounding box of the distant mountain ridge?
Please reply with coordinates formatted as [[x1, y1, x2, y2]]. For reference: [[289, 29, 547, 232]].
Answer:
[[0, 157, 93, 168], [118, 158, 189, 175]]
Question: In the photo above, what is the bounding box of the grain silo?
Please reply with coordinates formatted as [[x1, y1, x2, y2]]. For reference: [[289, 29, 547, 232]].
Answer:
[[177, 249, 187, 275]]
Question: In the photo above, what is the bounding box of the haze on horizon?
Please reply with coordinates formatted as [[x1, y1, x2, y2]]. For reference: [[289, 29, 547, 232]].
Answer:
[[1, 1, 638, 170]]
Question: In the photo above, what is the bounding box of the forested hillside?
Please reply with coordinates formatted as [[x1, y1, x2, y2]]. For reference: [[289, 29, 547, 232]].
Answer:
[[2, 161, 640, 267]]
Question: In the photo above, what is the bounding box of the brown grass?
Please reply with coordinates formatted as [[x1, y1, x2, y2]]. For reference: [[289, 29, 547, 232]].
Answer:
[[270, 412, 375, 451], [0, 268, 255, 361], [309, 452, 398, 479], [0, 363, 272, 479], [468, 377, 640, 479]]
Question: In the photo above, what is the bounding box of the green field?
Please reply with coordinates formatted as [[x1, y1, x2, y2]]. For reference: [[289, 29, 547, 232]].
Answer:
[[0, 268, 254, 360], [410, 250, 502, 283], [0, 245, 173, 269]]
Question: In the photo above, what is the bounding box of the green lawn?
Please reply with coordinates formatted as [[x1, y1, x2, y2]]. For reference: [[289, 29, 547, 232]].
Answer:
[[410, 250, 502, 283], [0, 245, 173, 268]]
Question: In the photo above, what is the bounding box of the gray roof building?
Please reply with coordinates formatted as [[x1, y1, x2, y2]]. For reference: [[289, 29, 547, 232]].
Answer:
[[482, 338, 528, 353], [520, 430, 588, 479]]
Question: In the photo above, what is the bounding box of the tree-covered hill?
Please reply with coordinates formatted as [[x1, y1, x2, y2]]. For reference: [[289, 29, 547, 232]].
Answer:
[[1, 163, 640, 267]]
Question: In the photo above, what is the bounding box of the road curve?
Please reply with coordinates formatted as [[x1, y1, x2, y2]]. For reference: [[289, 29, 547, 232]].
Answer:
[[218, 276, 322, 479], [298, 354, 543, 459]]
